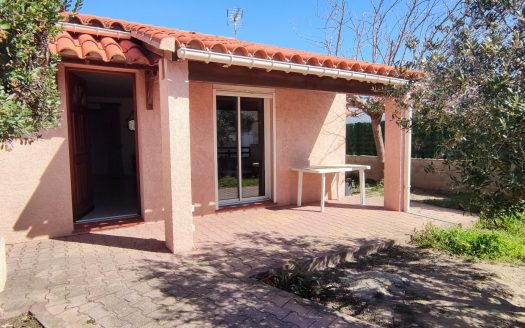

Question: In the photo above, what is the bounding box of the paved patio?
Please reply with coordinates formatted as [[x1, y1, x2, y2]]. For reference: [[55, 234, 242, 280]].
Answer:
[[0, 196, 475, 327]]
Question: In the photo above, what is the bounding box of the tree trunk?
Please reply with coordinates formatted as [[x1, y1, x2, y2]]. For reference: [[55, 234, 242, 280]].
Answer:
[[370, 113, 385, 176]]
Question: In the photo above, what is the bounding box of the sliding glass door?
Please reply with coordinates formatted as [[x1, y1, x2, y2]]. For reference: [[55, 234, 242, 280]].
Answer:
[[216, 95, 266, 205]]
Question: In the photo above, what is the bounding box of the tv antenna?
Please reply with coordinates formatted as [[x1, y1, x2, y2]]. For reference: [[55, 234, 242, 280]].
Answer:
[[227, 8, 243, 38]]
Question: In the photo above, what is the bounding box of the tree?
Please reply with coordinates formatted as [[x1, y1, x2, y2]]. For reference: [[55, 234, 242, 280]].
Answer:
[[399, 0, 525, 218], [346, 95, 386, 164], [0, 0, 82, 150], [322, 0, 458, 168]]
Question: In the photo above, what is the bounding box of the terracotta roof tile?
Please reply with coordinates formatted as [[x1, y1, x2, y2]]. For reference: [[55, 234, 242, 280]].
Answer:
[[50, 30, 156, 65], [60, 13, 410, 77]]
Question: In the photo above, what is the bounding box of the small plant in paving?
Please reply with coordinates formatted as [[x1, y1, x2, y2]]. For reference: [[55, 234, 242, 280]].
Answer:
[[257, 267, 324, 301]]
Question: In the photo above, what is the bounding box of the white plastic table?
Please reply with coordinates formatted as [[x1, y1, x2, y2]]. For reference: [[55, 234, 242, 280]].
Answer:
[[291, 164, 371, 212]]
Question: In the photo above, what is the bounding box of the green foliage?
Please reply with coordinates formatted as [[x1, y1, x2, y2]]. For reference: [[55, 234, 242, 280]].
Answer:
[[369, 179, 384, 195], [346, 121, 442, 158], [395, 0, 525, 217], [412, 217, 525, 263], [0, 0, 82, 149], [413, 225, 503, 259], [218, 176, 237, 188], [346, 122, 383, 156], [218, 176, 259, 188], [346, 174, 384, 195]]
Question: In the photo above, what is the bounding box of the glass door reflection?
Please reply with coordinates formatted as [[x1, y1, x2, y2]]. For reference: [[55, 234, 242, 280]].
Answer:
[[216, 95, 266, 204], [240, 97, 264, 199], [216, 96, 239, 201]]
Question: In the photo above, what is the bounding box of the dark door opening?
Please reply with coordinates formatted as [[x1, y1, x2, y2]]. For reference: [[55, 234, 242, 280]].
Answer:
[[67, 70, 140, 223]]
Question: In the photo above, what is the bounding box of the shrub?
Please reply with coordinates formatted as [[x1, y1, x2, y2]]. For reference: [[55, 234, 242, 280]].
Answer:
[[392, 1, 525, 217], [0, 0, 82, 149]]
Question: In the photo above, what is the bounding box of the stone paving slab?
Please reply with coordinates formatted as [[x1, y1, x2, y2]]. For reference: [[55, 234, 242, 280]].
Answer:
[[0, 196, 476, 327]]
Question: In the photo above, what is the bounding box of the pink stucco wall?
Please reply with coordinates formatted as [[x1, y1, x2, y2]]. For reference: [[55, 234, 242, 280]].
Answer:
[[275, 88, 346, 205], [384, 99, 405, 211], [189, 83, 347, 216], [189, 82, 216, 215], [0, 66, 74, 243], [0, 63, 163, 244], [158, 59, 194, 252], [1, 66, 351, 243], [135, 71, 164, 223]]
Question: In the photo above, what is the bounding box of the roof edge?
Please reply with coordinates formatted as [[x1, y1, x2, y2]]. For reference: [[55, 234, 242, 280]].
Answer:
[[176, 48, 408, 86], [130, 31, 176, 52]]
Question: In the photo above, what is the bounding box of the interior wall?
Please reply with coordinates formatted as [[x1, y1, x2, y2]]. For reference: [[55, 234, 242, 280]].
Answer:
[[87, 97, 135, 177], [189, 82, 346, 216]]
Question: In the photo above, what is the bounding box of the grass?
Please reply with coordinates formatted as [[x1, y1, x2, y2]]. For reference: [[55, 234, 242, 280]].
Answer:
[[412, 215, 525, 263], [348, 175, 384, 196], [413, 190, 525, 263], [218, 176, 259, 188], [368, 180, 384, 195]]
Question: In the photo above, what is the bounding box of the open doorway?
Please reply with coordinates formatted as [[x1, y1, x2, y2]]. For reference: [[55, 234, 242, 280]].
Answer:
[[67, 69, 140, 223]]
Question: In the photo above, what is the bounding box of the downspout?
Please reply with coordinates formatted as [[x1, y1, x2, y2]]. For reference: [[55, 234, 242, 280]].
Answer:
[[403, 106, 413, 212], [272, 94, 277, 204]]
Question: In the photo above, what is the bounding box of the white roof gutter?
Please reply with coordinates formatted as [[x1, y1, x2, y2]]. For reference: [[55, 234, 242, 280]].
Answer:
[[57, 22, 131, 39], [176, 47, 407, 85]]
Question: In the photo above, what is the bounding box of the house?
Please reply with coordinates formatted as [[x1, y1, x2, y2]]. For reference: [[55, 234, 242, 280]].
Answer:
[[0, 13, 412, 252]]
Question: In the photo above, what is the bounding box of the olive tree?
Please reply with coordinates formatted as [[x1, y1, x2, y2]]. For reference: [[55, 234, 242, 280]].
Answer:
[[400, 0, 525, 218], [0, 0, 82, 150]]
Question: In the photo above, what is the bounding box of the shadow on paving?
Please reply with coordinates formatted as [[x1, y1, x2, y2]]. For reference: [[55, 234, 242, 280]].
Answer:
[[57, 231, 384, 327], [310, 246, 525, 328], [135, 233, 388, 326], [56, 233, 170, 253], [41, 228, 521, 327]]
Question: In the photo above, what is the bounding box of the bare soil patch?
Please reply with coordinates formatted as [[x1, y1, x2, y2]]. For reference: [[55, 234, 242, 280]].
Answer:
[[0, 312, 42, 328], [263, 246, 525, 327]]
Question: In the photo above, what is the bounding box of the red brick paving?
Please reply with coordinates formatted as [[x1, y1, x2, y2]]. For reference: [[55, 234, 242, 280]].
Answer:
[[0, 196, 475, 327]]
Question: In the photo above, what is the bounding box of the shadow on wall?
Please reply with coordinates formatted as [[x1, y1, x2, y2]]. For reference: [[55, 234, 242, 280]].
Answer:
[[9, 139, 74, 241], [277, 90, 347, 205], [53, 229, 525, 327]]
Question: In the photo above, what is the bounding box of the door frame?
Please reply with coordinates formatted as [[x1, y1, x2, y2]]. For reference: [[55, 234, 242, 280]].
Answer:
[[65, 67, 142, 222], [213, 86, 274, 208]]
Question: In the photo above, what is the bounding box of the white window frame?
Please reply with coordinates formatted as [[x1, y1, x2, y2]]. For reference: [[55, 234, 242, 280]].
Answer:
[[213, 86, 275, 208]]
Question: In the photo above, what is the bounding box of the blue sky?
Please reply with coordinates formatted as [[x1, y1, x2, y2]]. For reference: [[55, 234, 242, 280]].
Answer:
[[80, 0, 370, 55]]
